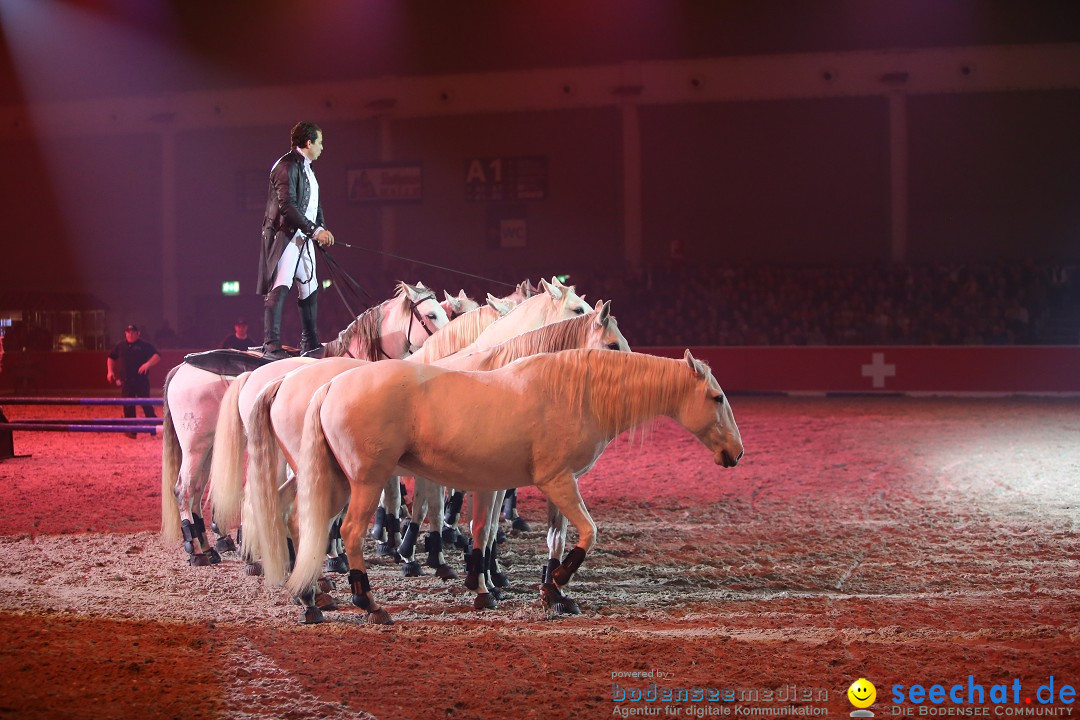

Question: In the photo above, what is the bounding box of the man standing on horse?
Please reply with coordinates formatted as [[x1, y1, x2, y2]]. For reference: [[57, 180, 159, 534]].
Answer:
[[258, 121, 335, 359]]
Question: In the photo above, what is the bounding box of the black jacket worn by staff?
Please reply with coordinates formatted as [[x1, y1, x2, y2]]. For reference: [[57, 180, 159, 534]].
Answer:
[[257, 148, 325, 295]]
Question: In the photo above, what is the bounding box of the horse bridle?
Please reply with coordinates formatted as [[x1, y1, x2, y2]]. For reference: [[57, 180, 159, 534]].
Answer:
[[377, 291, 438, 360]]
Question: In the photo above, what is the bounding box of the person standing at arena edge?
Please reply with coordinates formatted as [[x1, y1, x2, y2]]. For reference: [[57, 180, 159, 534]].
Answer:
[[257, 121, 335, 359], [106, 324, 160, 437]]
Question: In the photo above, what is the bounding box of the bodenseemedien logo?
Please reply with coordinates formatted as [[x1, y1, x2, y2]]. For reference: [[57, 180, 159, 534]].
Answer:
[[849, 678, 878, 717]]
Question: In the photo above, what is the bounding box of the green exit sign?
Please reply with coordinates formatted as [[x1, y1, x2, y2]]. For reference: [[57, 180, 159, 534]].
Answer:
[[221, 281, 240, 295]]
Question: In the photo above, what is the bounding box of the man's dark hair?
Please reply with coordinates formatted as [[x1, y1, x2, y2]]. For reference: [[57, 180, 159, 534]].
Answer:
[[290, 121, 321, 149]]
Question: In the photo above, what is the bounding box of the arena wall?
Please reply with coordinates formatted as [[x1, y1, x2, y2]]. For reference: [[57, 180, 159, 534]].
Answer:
[[1, 347, 1077, 396]]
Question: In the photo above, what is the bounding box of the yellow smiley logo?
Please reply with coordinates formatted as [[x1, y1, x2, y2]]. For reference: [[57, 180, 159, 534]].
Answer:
[[848, 678, 877, 708]]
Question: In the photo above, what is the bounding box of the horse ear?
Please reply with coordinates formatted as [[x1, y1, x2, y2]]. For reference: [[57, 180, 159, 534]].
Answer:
[[457, 289, 469, 301], [540, 278, 563, 299], [487, 294, 512, 315], [593, 300, 612, 327], [404, 282, 425, 301], [443, 290, 455, 303], [684, 349, 703, 375]]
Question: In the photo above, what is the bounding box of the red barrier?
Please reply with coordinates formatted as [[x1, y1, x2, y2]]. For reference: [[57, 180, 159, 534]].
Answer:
[[0, 346, 1077, 395], [646, 345, 1080, 394]]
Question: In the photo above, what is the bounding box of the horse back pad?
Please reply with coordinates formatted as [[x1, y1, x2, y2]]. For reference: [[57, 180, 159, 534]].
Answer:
[[182, 349, 280, 376]]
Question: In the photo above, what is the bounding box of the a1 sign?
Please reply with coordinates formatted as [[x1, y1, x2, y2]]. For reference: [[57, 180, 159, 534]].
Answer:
[[464, 156, 547, 201]]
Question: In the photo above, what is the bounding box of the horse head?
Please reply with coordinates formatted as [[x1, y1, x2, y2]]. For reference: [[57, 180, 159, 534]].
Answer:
[[538, 277, 591, 319], [678, 349, 743, 468], [442, 290, 479, 319], [591, 300, 630, 352], [400, 282, 450, 353], [486, 293, 515, 316]]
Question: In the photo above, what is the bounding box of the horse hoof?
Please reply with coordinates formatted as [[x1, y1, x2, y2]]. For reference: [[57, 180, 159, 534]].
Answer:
[[434, 564, 458, 581], [244, 562, 263, 576], [490, 586, 505, 601], [300, 607, 325, 624], [495, 528, 506, 544], [214, 536, 237, 553], [188, 553, 211, 567], [366, 609, 394, 625], [375, 542, 400, 560], [402, 561, 424, 577], [511, 516, 531, 532], [490, 571, 509, 588], [473, 593, 498, 611], [314, 592, 338, 611], [553, 597, 581, 615], [316, 576, 333, 593], [205, 549, 222, 565], [324, 556, 349, 574]]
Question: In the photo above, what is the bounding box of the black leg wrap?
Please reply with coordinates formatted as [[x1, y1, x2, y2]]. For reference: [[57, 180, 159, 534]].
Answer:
[[348, 569, 372, 610], [501, 488, 517, 520], [542, 558, 560, 584], [180, 519, 197, 554], [464, 548, 483, 591], [551, 547, 586, 587], [443, 491, 464, 525], [324, 555, 349, 574], [425, 531, 442, 568], [487, 549, 508, 588], [192, 513, 208, 546], [329, 515, 343, 542], [385, 514, 401, 541], [286, 538, 296, 567], [370, 506, 386, 541], [399, 520, 420, 559]]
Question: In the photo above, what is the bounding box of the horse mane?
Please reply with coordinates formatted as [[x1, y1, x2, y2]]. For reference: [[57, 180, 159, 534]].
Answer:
[[532, 350, 699, 437], [322, 282, 419, 361], [470, 313, 599, 371], [411, 306, 498, 363]]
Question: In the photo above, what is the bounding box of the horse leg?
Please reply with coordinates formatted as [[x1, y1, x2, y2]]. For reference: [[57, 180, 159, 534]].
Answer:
[[398, 477, 428, 577], [485, 489, 509, 593], [338, 482, 393, 625], [543, 500, 568, 583], [465, 490, 497, 610], [502, 487, 531, 532], [441, 489, 469, 550], [176, 439, 216, 566], [375, 476, 402, 559], [418, 478, 456, 580], [535, 474, 596, 615]]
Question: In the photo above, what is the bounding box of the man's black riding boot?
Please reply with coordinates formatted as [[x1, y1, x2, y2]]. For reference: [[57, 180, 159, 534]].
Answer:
[[262, 285, 290, 359], [298, 289, 322, 355]]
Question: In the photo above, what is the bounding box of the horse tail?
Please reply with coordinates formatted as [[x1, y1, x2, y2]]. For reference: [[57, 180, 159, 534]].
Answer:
[[284, 381, 341, 597], [207, 371, 251, 529], [247, 376, 290, 584], [160, 364, 183, 541]]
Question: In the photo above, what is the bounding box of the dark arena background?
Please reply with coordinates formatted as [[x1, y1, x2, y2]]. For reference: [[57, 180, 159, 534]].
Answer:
[[1, 3, 1079, 719]]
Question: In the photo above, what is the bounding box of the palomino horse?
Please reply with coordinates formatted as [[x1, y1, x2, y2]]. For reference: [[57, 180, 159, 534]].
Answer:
[[206, 284, 531, 550], [245, 304, 628, 595], [233, 281, 596, 581], [161, 282, 449, 565], [285, 348, 743, 624]]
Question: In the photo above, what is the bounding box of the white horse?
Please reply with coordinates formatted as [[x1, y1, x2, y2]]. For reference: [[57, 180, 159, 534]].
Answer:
[[236, 280, 594, 578], [205, 285, 529, 558], [245, 304, 628, 595], [161, 281, 448, 565], [286, 348, 743, 624]]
